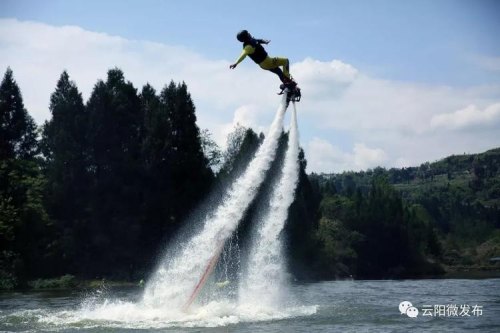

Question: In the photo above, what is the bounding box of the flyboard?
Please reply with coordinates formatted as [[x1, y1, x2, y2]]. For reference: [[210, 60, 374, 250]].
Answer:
[[182, 83, 301, 311], [278, 79, 301, 107]]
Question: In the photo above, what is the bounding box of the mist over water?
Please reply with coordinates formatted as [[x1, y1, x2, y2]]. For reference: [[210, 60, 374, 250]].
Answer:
[[141, 95, 287, 309], [240, 103, 300, 308], [0, 99, 318, 330], [68, 99, 314, 327]]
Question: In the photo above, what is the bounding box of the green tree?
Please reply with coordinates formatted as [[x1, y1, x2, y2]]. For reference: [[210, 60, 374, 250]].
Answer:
[[218, 125, 261, 182], [0, 68, 52, 288], [41, 71, 89, 273], [139, 83, 172, 256], [0, 68, 38, 160], [200, 129, 222, 171], [160, 81, 213, 223], [0, 160, 53, 280], [139, 81, 214, 263], [84, 68, 144, 277], [286, 148, 323, 280]]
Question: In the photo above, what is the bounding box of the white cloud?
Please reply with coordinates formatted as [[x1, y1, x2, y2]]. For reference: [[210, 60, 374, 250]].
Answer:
[[394, 157, 413, 169], [306, 138, 387, 173], [292, 57, 358, 83], [1, 18, 499, 173], [214, 104, 268, 148], [291, 58, 358, 100], [353, 143, 388, 170], [293, 57, 500, 172], [232, 105, 264, 130], [306, 138, 351, 173], [430, 103, 500, 130], [0, 18, 274, 138]]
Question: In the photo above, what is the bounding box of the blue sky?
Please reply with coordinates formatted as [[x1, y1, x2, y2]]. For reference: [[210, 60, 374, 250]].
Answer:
[[3, 0, 499, 85], [1, 0, 500, 172]]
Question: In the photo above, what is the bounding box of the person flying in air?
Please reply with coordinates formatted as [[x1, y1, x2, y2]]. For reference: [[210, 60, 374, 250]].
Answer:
[[229, 30, 296, 86]]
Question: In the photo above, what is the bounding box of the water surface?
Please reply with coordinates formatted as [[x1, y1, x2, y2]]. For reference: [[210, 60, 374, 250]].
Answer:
[[1, 279, 499, 332]]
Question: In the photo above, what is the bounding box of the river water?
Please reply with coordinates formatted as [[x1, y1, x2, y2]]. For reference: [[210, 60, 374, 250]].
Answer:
[[1, 279, 499, 332]]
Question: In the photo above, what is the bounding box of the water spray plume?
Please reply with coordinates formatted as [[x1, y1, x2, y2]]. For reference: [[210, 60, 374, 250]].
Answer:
[[240, 102, 301, 308], [142, 94, 288, 309]]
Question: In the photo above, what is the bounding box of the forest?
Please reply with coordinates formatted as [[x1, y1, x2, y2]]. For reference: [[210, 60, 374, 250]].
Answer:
[[1, 67, 499, 289], [310, 148, 500, 279]]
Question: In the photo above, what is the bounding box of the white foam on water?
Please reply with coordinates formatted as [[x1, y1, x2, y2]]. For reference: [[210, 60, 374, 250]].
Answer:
[[28, 297, 316, 329]]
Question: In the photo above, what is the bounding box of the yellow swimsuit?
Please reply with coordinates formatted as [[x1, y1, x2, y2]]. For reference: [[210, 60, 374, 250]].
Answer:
[[235, 44, 291, 79]]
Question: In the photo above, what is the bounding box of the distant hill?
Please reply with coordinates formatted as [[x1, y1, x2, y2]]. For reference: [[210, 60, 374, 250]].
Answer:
[[309, 147, 500, 278], [317, 147, 500, 208]]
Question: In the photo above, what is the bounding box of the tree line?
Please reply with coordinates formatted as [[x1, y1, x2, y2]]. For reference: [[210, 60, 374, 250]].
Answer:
[[0, 67, 214, 288], [2, 66, 498, 289], [0, 66, 321, 289], [308, 150, 500, 279]]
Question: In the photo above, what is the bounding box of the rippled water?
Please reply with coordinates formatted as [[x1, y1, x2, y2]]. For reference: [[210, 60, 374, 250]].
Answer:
[[1, 279, 499, 332]]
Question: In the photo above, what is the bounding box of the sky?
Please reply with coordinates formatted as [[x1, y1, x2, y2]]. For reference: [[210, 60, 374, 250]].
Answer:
[[1, 0, 499, 173]]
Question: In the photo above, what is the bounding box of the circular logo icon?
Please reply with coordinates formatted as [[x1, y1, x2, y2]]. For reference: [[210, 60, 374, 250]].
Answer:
[[399, 301, 413, 315], [406, 306, 419, 318]]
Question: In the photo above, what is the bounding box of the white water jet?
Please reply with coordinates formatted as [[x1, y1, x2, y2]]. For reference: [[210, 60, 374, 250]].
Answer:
[[25, 102, 317, 330], [142, 95, 288, 308], [239, 103, 300, 308]]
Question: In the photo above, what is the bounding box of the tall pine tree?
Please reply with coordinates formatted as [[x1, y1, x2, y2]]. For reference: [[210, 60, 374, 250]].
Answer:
[[0, 68, 37, 160], [139, 81, 214, 261], [139, 83, 171, 258], [84, 68, 144, 277], [0, 68, 51, 288], [41, 71, 89, 273], [160, 81, 213, 226]]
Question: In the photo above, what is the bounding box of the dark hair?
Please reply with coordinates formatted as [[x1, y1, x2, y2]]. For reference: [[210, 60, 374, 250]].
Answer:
[[236, 30, 251, 42]]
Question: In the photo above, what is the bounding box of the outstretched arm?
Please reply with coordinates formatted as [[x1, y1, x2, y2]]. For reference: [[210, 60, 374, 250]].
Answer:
[[256, 39, 270, 45], [229, 45, 255, 69]]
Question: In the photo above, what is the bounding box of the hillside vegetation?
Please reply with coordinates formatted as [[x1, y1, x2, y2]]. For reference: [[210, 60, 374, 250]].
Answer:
[[308, 148, 500, 278]]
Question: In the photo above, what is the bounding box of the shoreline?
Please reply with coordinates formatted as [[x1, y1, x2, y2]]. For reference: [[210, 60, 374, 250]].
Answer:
[[3, 267, 500, 292]]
